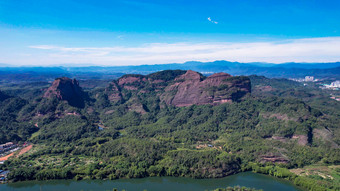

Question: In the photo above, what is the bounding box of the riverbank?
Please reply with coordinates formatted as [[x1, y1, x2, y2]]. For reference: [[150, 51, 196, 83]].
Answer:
[[248, 163, 339, 191], [0, 167, 306, 190], [0, 167, 328, 191], [0, 172, 300, 191], [2, 157, 338, 191]]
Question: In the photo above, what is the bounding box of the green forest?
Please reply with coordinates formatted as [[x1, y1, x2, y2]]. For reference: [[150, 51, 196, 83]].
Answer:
[[0, 70, 339, 191]]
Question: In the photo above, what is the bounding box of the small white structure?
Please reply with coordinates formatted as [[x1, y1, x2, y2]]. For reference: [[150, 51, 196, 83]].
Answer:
[[305, 76, 314, 82]]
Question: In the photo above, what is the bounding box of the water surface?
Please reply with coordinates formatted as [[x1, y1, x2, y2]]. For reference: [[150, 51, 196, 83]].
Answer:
[[0, 172, 302, 191]]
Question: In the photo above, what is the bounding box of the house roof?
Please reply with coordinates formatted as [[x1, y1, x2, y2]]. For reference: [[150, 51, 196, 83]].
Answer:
[[0, 170, 9, 176]]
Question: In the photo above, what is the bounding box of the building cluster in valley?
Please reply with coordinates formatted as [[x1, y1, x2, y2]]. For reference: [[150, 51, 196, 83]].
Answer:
[[0, 142, 17, 155], [0, 142, 19, 164], [289, 76, 319, 83], [290, 76, 340, 90], [0, 142, 23, 182], [0, 143, 13, 182], [322, 80, 340, 90], [289, 76, 340, 101]]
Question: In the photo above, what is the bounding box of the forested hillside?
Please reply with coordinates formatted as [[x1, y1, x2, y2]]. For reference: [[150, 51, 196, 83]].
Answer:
[[0, 70, 339, 190]]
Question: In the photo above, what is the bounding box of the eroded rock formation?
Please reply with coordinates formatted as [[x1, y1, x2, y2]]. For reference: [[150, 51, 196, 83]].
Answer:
[[44, 77, 85, 108]]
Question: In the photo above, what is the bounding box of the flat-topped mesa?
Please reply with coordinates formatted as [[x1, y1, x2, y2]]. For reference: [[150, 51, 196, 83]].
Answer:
[[161, 70, 250, 107], [44, 77, 85, 107]]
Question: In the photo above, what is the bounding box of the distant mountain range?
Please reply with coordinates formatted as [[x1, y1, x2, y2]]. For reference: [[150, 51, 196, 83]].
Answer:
[[0, 61, 339, 81]]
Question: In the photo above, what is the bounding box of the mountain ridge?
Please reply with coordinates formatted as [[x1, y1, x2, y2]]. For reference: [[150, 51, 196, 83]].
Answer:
[[103, 70, 251, 110], [1, 61, 339, 82]]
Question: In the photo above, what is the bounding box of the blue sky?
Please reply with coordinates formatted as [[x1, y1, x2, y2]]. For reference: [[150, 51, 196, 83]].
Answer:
[[1, 0, 340, 66]]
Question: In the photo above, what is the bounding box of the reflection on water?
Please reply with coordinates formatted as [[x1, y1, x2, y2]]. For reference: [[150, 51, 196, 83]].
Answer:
[[1, 172, 302, 191]]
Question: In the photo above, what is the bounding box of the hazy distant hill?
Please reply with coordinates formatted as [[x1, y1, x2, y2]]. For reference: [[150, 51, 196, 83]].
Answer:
[[109, 61, 340, 78], [68, 61, 340, 78], [0, 61, 339, 82]]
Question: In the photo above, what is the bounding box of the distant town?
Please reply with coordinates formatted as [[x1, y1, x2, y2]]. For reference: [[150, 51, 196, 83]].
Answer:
[[289, 76, 340, 101]]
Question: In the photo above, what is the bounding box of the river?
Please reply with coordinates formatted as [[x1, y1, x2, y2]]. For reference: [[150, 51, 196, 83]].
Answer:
[[0, 172, 302, 191]]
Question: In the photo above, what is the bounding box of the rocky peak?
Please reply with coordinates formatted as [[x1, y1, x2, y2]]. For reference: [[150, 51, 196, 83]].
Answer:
[[44, 77, 85, 107], [162, 71, 250, 107], [175, 70, 203, 81]]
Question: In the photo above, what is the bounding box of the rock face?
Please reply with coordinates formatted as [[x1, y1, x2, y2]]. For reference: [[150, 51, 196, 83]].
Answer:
[[44, 77, 85, 108], [105, 81, 122, 102], [43, 71, 250, 112], [161, 70, 251, 107], [105, 70, 251, 109]]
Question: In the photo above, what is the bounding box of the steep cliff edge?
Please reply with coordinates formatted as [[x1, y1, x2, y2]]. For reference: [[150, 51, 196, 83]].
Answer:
[[43, 77, 85, 108], [161, 70, 250, 107]]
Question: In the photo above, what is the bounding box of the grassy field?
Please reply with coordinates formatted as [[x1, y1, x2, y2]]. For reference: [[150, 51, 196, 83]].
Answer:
[[290, 164, 340, 189]]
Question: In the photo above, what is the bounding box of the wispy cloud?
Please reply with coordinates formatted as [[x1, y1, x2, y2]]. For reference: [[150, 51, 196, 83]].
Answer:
[[207, 17, 218, 24], [7, 37, 340, 66]]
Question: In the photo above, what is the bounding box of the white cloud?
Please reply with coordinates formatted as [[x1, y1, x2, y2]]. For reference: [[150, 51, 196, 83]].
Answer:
[[5, 37, 340, 66], [207, 17, 218, 24]]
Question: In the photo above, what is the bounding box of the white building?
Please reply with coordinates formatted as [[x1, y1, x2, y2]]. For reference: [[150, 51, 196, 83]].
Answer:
[[329, 81, 340, 88], [305, 76, 314, 82]]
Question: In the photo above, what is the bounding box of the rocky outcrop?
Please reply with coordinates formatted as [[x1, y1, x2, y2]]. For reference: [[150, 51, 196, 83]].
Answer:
[[161, 70, 250, 107], [103, 70, 251, 111], [43, 77, 85, 108], [127, 98, 147, 114], [43, 71, 234, 114], [105, 81, 122, 102], [118, 74, 147, 90]]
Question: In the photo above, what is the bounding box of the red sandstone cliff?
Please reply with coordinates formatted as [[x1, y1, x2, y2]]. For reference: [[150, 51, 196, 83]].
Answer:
[[43, 77, 85, 107], [105, 70, 251, 108]]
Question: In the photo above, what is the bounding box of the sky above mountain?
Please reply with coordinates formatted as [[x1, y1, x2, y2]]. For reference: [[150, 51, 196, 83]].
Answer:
[[1, 0, 340, 66]]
